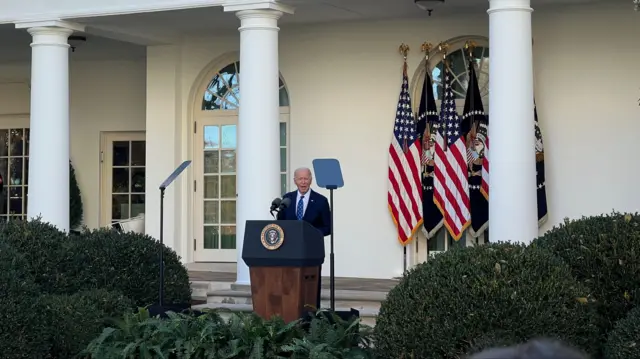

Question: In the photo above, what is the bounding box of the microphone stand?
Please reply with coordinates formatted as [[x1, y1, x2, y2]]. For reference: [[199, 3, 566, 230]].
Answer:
[[326, 185, 337, 311]]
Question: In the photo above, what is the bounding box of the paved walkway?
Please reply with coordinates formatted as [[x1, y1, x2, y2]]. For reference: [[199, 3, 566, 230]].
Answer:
[[189, 271, 399, 292]]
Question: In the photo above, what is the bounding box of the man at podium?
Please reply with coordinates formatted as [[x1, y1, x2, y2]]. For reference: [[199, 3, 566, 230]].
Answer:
[[278, 167, 331, 308]]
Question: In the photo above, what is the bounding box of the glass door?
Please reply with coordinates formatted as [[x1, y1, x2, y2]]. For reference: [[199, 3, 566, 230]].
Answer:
[[100, 132, 146, 226], [194, 115, 237, 262]]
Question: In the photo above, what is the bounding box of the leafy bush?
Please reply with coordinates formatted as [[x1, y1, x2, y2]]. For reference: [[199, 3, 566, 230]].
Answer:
[[373, 243, 600, 359], [0, 241, 50, 358], [0, 219, 77, 294], [604, 306, 640, 359], [70, 161, 84, 229], [83, 308, 374, 359], [532, 212, 640, 340], [38, 289, 134, 358], [68, 228, 192, 307]]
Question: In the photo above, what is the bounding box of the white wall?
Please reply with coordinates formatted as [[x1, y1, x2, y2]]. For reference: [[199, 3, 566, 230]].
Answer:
[[0, 59, 146, 230], [158, 1, 640, 279]]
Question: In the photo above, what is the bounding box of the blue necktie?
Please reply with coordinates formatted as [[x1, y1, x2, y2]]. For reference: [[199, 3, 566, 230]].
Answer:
[[296, 195, 305, 220]]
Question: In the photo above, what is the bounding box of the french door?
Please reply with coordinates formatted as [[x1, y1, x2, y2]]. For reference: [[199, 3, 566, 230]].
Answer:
[[193, 112, 238, 262], [100, 132, 146, 227], [193, 111, 289, 262]]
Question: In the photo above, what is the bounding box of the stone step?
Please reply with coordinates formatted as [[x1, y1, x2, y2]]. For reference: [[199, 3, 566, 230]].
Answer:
[[206, 287, 386, 313], [192, 302, 378, 327]]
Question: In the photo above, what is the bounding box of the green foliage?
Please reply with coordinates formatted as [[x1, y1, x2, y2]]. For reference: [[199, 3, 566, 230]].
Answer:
[[83, 308, 375, 359], [373, 243, 600, 359], [532, 212, 640, 342], [69, 228, 192, 307], [38, 289, 134, 358], [604, 306, 640, 359], [0, 241, 50, 358], [0, 219, 76, 294], [70, 161, 84, 229]]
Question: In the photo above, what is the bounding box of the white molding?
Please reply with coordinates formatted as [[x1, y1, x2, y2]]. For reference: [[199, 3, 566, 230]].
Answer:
[[1, 0, 226, 25], [85, 24, 177, 45], [15, 19, 85, 32], [223, 0, 294, 14]]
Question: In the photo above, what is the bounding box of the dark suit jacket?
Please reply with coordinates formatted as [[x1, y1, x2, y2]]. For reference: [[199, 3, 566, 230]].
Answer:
[[277, 189, 331, 237]]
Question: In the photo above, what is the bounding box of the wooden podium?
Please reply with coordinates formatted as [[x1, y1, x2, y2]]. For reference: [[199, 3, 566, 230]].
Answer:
[[242, 220, 325, 323]]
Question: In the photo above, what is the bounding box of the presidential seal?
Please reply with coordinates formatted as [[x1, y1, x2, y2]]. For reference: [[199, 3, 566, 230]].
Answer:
[[260, 223, 285, 250]]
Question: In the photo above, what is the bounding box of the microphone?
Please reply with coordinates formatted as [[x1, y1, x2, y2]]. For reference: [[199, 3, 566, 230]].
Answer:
[[278, 197, 291, 212], [270, 198, 282, 211], [270, 198, 282, 219]]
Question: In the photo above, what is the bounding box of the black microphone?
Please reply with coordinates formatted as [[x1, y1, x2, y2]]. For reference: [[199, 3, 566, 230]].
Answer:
[[278, 197, 291, 211], [270, 198, 282, 211], [270, 198, 282, 219]]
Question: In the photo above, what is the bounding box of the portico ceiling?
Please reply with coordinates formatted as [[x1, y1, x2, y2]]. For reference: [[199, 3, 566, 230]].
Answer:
[[0, 0, 621, 63]]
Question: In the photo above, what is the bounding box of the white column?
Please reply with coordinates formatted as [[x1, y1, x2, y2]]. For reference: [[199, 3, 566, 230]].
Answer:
[[488, 0, 538, 244], [233, 9, 284, 285], [16, 21, 82, 232]]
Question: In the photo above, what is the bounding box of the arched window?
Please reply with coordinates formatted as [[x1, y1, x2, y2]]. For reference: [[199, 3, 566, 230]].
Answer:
[[412, 36, 489, 107], [201, 61, 290, 110]]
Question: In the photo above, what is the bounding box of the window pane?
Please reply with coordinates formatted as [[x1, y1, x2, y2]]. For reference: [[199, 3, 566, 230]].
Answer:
[[279, 122, 286, 146], [10, 129, 23, 156], [204, 151, 219, 174], [220, 150, 236, 173], [131, 194, 145, 217], [112, 194, 130, 220], [221, 226, 236, 249], [9, 158, 23, 185], [204, 176, 219, 199], [112, 168, 129, 193], [220, 201, 236, 224], [204, 201, 219, 224], [131, 141, 145, 166], [428, 229, 446, 252], [280, 148, 286, 172], [0, 130, 8, 156], [204, 126, 219, 149], [220, 175, 236, 198], [281, 174, 287, 196], [131, 168, 145, 193], [221, 125, 237, 149], [204, 226, 219, 249], [112, 141, 129, 166], [279, 87, 289, 107]]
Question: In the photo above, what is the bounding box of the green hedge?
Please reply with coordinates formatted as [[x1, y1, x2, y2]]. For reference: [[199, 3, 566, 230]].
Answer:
[[0, 220, 191, 307], [373, 243, 600, 358], [0, 241, 50, 358], [69, 228, 192, 307], [604, 306, 640, 359], [532, 212, 640, 345]]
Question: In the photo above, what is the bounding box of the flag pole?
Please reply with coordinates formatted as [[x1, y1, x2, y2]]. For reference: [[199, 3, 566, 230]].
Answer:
[[421, 41, 433, 259], [398, 42, 410, 274], [438, 42, 450, 152]]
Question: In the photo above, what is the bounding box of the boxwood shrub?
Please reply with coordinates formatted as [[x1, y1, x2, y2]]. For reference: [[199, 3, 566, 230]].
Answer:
[[373, 243, 600, 359], [0, 241, 50, 358], [68, 228, 192, 307], [532, 212, 640, 342], [604, 306, 640, 359]]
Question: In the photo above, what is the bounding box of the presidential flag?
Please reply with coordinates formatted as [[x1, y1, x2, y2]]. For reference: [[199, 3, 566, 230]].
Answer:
[[433, 62, 471, 241], [416, 68, 443, 239], [462, 59, 489, 237], [388, 62, 423, 246], [534, 104, 548, 225]]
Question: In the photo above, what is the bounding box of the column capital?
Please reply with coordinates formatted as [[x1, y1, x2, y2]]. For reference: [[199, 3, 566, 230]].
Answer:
[[15, 20, 85, 33], [487, 0, 532, 14], [223, 0, 294, 15]]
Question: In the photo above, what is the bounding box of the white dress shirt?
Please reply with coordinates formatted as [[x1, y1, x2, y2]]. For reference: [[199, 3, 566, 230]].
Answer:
[[295, 190, 311, 217]]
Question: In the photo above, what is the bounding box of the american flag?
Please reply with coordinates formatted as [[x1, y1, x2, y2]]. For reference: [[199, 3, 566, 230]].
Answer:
[[481, 134, 489, 199], [433, 63, 471, 241], [388, 63, 423, 246]]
